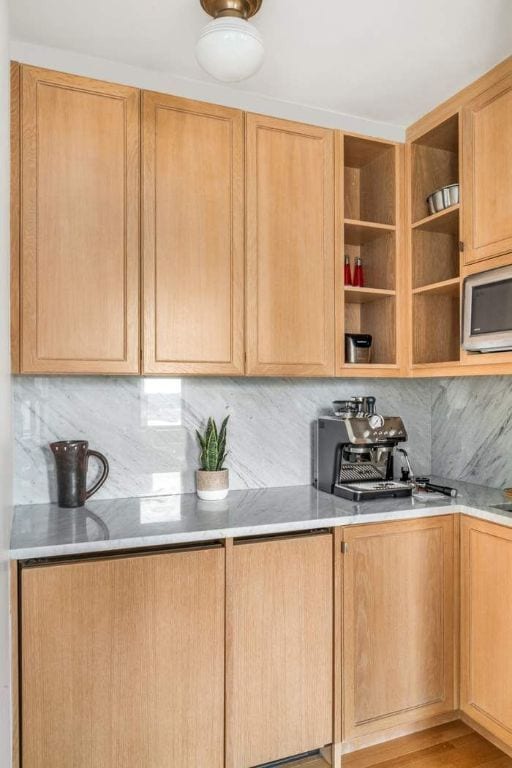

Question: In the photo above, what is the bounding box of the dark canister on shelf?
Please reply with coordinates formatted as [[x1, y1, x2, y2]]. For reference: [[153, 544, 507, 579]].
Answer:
[[50, 440, 109, 508]]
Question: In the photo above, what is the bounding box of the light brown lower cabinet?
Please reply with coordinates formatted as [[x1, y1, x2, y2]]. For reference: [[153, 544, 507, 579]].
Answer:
[[342, 517, 456, 746], [461, 515, 512, 748], [20, 546, 225, 768], [21, 515, 512, 768], [227, 533, 334, 768]]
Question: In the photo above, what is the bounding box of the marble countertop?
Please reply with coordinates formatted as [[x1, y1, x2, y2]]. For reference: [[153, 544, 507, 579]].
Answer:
[[9, 476, 512, 560]]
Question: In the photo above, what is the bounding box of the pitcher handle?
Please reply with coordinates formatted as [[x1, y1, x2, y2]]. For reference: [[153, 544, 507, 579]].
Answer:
[[86, 450, 109, 499]]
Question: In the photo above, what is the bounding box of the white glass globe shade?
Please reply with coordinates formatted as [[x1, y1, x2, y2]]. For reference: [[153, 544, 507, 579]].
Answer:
[[196, 17, 264, 82]]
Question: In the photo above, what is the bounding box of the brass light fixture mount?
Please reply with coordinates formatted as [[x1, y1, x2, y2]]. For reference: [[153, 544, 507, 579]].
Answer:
[[200, 0, 262, 20]]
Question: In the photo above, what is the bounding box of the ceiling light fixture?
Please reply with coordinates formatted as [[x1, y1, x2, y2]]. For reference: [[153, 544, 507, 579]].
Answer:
[[196, 0, 264, 83]]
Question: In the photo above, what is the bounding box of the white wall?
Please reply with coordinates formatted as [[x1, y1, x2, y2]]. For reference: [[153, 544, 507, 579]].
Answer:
[[0, 0, 12, 764], [10, 40, 404, 142]]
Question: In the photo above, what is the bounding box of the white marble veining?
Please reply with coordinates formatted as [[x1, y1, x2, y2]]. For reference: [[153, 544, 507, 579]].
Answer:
[[13, 376, 432, 505], [432, 376, 512, 489], [10, 477, 512, 560]]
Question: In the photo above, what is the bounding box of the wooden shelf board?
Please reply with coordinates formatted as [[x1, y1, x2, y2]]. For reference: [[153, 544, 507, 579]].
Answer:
[[412, 278, 460, 297], [344, 219, 395, 245], [412, 205, 460, 235], [345, 286, 396, 303], [412, 359, 462, 368], [342, 363, 399, 369]]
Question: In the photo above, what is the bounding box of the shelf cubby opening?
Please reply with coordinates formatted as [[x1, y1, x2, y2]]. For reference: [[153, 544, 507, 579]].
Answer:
[[344, 135, 396, 226], [413, 293, 460, 365], [344, 295, 396, 365], [411, 113, 459, 224], [344, 230, 396, 292], [412, 228, 460, 289]]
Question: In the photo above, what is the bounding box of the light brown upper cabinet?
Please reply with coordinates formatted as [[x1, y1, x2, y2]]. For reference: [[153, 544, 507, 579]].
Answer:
[[245, 114, 335, 376], [463, 72, 512, 265], [142, 92, 244, 375], [460, 516, 512, 749], [227, 533, 333, 767], [342, 517, 456, 748], [16, 66, 140, 374], [21, 546, 225, 768]]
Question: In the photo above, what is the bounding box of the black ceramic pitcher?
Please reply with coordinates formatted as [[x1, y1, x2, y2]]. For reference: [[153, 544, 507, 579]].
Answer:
[[50, 440, 109, 508]]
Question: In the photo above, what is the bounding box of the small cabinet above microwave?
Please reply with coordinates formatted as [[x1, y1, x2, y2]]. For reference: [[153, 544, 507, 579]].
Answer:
[[463, 265, 512, 353]]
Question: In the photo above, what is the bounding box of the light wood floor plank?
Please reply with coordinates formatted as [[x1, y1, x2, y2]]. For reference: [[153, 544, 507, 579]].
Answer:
[[284, 723, 512, 768]]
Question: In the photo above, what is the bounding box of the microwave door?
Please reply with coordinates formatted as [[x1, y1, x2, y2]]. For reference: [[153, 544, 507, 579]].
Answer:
[[464, 266, 512, 352]]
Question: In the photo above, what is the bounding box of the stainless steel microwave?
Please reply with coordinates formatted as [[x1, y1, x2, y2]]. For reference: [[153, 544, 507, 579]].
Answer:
[[463, 265, 512, 352]]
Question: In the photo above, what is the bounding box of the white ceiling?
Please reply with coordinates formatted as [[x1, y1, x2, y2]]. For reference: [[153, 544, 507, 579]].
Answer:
[[9, 0, 512, 127]]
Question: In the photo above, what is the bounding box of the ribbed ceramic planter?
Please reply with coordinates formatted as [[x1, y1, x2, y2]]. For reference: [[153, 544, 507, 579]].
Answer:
[[196, 469, 229, 501]]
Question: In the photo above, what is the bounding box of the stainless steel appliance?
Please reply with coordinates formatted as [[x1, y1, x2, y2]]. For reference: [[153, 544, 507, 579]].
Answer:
[[463, 265, 512, 352], [314, 398, 413, 501], [345, 333, 372, 363]]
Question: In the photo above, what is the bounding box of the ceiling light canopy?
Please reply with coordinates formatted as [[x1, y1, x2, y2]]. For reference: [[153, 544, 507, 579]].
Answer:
[[196, 0, 264, 83]]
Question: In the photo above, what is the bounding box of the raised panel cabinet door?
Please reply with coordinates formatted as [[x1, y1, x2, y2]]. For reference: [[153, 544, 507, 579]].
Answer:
[[246, 114, 335, 376], [21, 547, 225, 768], [342, 517, 455, 745], [461, 516, 512, 747], [463, 73, 512, 264], [20, 66, 140, 373], [142, 91, 244, 374], [227, 534, 333, 768]]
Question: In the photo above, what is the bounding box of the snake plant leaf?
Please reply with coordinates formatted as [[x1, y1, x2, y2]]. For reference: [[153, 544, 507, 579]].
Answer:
[[206, 425, 219, 471], [196, 429, 206, 450]]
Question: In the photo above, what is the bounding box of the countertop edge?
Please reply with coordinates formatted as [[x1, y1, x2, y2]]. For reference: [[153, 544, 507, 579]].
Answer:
[[8, 502, 492, 561]]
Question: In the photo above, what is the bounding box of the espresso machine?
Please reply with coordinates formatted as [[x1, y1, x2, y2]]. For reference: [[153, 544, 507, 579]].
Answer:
[[314, 396, 414, 501]]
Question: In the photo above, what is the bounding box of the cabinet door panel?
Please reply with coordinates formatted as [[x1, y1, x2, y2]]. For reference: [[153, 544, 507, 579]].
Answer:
[[461, 516, 512, 747], [228, 534, 333, 767], [246, 114, 335, 376], [463, 73, 512, 264], [343, 517, 455, 744], [20, 66, 140, 373], [143, 92, 244, 374], [21, 548, 225, 768]]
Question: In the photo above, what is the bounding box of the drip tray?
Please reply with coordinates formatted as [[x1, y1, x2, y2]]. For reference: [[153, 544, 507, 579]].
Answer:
[[334, 480, 414, 501]]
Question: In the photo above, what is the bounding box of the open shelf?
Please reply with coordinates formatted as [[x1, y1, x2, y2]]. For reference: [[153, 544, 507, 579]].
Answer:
[[344, 219, 395, 245], [413, 292, 460, 365], [339, 135, 398, 368], [345, 286, 395, 303], [345, 295, 396, 365], [412, 277, 460, 297], [344, 135, 396, 226], [344, 230, 396, 292], [411, 114, 459, 224], [412, 204, 459, 235], [411, 118, 460, 293]]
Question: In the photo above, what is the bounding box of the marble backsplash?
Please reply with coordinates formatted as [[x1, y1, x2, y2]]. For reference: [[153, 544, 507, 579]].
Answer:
[[13, 376, 432, 505], [431, 376, 512, 489]]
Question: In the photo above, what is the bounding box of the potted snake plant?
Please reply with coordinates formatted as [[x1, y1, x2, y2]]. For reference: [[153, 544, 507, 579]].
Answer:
[[195, 416, 229, 500]]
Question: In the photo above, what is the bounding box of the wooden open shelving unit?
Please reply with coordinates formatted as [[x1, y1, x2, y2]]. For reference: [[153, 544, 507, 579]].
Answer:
[[409, 113, 462, 368], [337, 133, 402, 374]]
